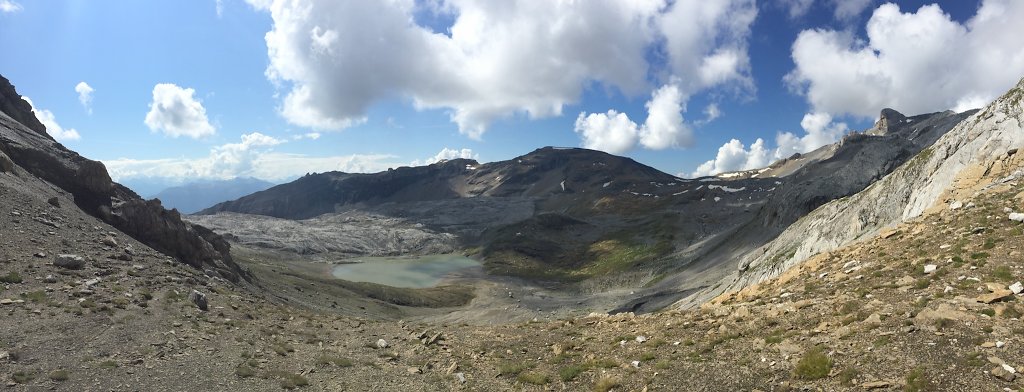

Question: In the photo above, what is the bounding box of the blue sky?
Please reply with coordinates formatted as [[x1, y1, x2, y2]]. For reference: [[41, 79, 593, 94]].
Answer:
[[1, 0, 1020, 194]]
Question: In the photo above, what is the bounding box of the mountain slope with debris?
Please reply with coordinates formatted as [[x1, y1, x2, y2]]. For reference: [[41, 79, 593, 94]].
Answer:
[[706, 76, 1024, 308], [0, 77, 245, 283]]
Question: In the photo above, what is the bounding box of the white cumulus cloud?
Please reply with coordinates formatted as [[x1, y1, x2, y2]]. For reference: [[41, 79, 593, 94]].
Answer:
[[144, 83, 216, 139], [692, 112, 847, 177], [247, 0, 756, 141], [23, 97, 82, 142], [786, 0, 1024, 118], [575, 83, 694, 154], [75, 82, 94, 114], [0, 0, 22, 13]]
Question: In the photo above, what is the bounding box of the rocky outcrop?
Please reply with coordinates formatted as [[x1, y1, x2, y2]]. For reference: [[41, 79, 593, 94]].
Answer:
[[0, 73, 248, 282], [0, 75, 48, 139]]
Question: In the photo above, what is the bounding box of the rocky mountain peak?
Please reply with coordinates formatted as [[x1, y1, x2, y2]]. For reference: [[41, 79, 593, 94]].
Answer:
[[0, 75, 49, 140], [866, 108, 908, 136]]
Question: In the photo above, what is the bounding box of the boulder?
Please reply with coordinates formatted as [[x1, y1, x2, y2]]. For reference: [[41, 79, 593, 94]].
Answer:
[[977, 290, 1013, 304], [0, 151, 14, 173], [1010, 282, 1023, 295], [1009, 213, 1024, 223], [992, 366, 1016, 382], [53, 254, 85, 270], [189, 290, 208, 311]]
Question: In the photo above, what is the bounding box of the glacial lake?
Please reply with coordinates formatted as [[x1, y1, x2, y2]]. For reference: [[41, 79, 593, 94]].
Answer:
[[331, 254, 482, 288]]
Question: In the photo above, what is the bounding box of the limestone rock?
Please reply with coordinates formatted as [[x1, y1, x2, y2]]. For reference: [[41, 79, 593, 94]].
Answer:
[[1009, 212, 1024, 222], [376, 339, 388, 349], [977, 290, 1013, 304], [915, 303, 975, 322], [53, 254, 85, 270], [1009, 282, 1023, 295], [862, 381, 891, 389], [992, 366, 1016, 382]]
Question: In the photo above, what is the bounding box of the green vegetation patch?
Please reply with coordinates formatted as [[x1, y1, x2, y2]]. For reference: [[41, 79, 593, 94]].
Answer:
[[517, 372, 550, 385], [793, 347, 832, 380], [0, 271, 23, 284]]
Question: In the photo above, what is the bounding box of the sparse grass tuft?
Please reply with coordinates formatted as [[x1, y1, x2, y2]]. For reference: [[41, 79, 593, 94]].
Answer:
[[905, 367, 931, 392], [517, 372, 549, 385], [97, 360, 118, 369], [839, 367, 859, 386], [559, 364, 585, 382], [593, 377, 621, 392], [11, 371, 35, 384], [315, 355, 353, 367], [793, 347, 832, 380], [498, 361, 532, 377], [992, 265, 1013, 281], [20, 290, 47, 303], [0, 271, 23, 284], [235, 364, 257, 378], [586, 358, 619, 369], [265, 370, 309, 389], [48, 369, 69, 382]]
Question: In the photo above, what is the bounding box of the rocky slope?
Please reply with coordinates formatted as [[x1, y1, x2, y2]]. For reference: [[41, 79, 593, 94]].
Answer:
[[705, 76, 1024, 308], [3, 137, 1021, 391], [0, 75, 246, 282]]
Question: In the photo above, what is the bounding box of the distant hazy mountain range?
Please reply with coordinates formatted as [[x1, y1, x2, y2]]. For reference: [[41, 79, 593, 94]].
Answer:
[[151, 178, 276, 214]]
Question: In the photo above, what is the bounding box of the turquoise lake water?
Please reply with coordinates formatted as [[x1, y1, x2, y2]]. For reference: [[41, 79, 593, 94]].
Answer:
[[331, 254, 481, 288]]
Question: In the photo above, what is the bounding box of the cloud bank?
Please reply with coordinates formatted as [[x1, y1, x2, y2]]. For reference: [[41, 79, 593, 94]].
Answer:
[[104, 132, 403, 182], [246, 0, 757, 147]]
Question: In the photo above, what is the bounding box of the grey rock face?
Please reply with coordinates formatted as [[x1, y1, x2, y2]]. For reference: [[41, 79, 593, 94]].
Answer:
[[0, 75, 47, 139]]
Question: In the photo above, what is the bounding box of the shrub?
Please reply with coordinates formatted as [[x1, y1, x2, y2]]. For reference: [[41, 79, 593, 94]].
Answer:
[[235, 364, 256, 378], [593, 377, 621, 392], [905, 367, 931, 392], [559, 365, 585, 382], [498, 361, 531, 377], [11, 371, 35, 384], [793, 347, 832, 380], [48, 370, 69, 382]]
